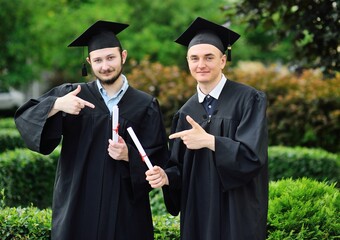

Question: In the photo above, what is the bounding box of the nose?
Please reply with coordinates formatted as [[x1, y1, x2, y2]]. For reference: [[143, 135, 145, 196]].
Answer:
[[101, 60, 111, 70], [197, 59, 206, 68]]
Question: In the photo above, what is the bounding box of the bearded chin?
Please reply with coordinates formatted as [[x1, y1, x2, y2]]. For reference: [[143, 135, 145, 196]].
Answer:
[[97, 66, 124, 86]]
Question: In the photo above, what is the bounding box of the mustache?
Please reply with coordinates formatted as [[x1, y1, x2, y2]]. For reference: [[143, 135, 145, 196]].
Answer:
[[97, 66, 124, 85], [100, 68, 115, 74]]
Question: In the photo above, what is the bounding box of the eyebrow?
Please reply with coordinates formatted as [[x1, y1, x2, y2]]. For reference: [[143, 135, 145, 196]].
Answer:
[[189, 53, 215, 58], [92, 53, 116, 60]]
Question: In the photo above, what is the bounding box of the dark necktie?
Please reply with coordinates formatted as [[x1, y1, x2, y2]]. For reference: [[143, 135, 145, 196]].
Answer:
[[202, 95, 217, 116]]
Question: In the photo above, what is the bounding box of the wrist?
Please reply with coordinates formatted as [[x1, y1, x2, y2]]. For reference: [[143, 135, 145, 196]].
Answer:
[[48, 98, 61, 117], [207, 134, 215, 151]]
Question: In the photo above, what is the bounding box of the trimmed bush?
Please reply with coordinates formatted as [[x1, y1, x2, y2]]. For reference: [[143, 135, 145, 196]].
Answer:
[[0, 205, 179, 240], [150, 188, 167, 216], [0, 129, 25, 152], [0, 118, 16, 129], [0, 206, 51, 240], [268, 146, 340, 187], [1, 178, 338, 239], [267, 178, 339, 239], [228, 64, 340, 153], [0, 148, 58, 209], [153, 214, 180, 240]]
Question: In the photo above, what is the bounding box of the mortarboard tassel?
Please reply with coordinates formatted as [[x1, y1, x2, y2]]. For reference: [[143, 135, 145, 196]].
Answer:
[[227, 44, 232, 61], [81, 47, 88, 77], [82, 63, 88, 76]]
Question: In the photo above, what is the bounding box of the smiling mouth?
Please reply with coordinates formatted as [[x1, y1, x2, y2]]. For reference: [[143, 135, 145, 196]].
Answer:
[[101, 71, 113, 76]]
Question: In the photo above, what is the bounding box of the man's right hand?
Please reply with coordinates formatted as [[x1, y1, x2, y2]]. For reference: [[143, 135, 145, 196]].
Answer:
[[48, 85, 95, 117]]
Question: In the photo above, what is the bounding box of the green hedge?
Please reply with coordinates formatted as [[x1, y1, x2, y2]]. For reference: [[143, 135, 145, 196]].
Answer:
[[268, 146, 340, 187], [150, 188, 167, 216], [0, 118, 16, 129], [0, 148, 59, 209], [0, 205, 51, 240], [153, 214, 180, 240], [0, 129, 25, 152], [228, 64, 340, 153], [0, 206, 179, 240], [1, 146, 338, 210], [267, 178, 339, 239], [1, 178, 338, 239]]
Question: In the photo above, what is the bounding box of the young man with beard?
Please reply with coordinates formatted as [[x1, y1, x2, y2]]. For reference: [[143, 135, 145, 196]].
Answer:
[[146, 17, 268, 239], [15, 20, 169, 240]]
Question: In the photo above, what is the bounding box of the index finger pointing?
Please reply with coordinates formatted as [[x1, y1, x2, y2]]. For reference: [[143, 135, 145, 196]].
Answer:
[[80, 99, 95, 109], [169, 130, 186, 139]]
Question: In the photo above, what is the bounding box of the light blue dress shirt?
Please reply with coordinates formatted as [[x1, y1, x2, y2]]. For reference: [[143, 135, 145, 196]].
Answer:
[[96, 74, 129, 114]]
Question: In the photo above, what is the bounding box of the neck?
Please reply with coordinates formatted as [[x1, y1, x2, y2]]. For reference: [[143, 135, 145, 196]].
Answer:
[[198, 75, 222, 95]]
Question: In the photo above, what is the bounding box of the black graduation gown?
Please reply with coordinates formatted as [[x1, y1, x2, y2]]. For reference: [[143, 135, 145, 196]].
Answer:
[[14, 81, 169, 240], [163, 80, 268, 240]]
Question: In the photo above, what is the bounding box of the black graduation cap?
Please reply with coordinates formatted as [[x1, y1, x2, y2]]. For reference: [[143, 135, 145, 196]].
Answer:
[[174, 17, 240, 61], [68, 20, 129, 76]]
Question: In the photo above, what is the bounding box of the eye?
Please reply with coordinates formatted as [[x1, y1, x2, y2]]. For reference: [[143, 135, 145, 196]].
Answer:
[[206, 56, 214, 61], [190, 57, 199, 62]]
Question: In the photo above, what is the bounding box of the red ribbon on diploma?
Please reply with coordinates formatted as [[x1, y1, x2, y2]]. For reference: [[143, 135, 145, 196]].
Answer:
[[112, 124, 120, 134]]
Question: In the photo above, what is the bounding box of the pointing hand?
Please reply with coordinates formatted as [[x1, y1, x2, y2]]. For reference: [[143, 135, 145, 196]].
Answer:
[[50, 85, 95, 116], [169, 115, 215, 150]]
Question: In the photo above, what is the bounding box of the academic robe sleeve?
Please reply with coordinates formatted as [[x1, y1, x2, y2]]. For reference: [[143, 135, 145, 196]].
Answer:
[[14, 84, 74, 155], [215, 91, 268, 191], [162, 112, 183, 216], [124, 97, 169, 201]]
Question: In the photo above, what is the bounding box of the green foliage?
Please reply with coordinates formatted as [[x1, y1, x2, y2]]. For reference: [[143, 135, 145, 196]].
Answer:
[[0, 0, 39, 87], [267, 178, 340, 239], [228, 62, 340, 153], [123, 0, 229, 67], [153, 214, 180, 240], [0, 206, 180, 240], [150, 187, 180, 239], [1, 179, 338, 239], [223, 0, 339, 75], [268, 146, 340, 187], [150, 188, 167, 216], [0, 129, 25, 152], [1, 0, 233, 86], [0, 148, 58, 209], [0, 118, 16, 129], [0, 206, 51, 239], [0, 189, 5, 208]]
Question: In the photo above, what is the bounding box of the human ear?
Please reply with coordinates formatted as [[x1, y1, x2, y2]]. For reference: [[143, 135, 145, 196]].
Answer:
[[86, 56, 91, 65], [220, 54, 227, 69], [122, 50, 128, 64]]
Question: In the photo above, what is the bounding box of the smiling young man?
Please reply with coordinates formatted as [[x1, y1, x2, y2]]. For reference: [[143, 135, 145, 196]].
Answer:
[[146, 17, 269, 240], [15, 20, 168, 240]]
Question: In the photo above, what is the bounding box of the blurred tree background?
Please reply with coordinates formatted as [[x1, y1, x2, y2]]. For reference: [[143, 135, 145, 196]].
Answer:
[[223, 0, 339, 76], [1, 0, 306, 87], [1, 0, 339, 152]]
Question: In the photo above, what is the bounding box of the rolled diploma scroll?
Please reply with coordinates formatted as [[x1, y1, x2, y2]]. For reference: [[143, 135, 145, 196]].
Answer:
[[127, 127, 153, 170], [112, 105, 119, 143]]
